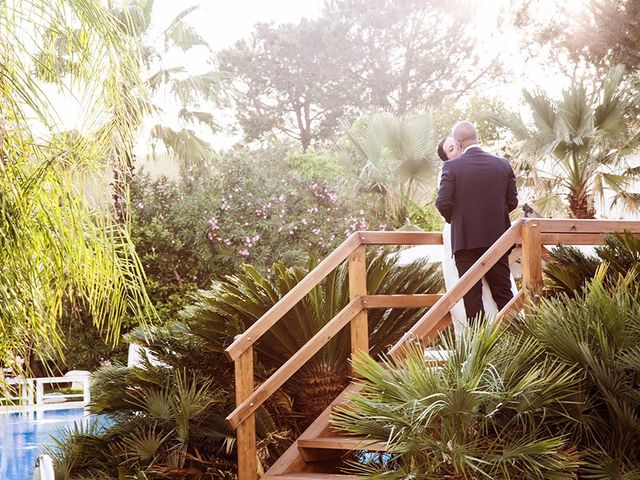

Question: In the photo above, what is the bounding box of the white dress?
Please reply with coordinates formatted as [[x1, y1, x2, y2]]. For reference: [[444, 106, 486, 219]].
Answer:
[[441, 223, 517, 337]]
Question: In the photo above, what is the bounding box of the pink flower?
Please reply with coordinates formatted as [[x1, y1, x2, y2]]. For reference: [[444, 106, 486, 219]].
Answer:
[[239, 248, 250, 257]]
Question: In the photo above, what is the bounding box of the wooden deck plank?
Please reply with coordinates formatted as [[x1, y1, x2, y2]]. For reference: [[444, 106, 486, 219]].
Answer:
[[298, 436, 389, 452]]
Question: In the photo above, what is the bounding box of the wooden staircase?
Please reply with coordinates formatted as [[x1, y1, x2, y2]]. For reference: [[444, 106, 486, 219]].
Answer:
[[225, 219, 640, 480]]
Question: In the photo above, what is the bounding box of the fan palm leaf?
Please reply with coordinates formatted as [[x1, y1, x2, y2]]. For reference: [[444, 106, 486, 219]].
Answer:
[[339, 111, 439, 227], [332, 323, 581, 479], [491, 66, 640, 218]]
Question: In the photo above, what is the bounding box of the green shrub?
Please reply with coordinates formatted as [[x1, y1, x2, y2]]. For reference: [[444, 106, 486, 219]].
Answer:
[[129, 147, 387, 317]]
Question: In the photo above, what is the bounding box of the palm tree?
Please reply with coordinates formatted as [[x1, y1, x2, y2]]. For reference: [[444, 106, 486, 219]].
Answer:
[[332, 323, 581, 479], [338, 111, 439, 227], [490, 66, 640, 218], [182, 251, 443, 426], [0, 1, 153, 372], [334, 267, 640, 479], [47, 318, 292, 477], [139, 3, 227, 172], [49, 363, 242, 478], [524, 270, 640, 477], [35, 1, 227, 183]]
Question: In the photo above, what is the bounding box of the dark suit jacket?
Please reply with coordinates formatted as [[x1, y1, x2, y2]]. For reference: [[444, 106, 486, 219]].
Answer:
[[435, 147, 518, 254]]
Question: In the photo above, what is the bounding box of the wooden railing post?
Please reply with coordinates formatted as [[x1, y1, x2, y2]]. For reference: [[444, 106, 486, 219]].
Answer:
[[521, 221, 543, 310], [235, 347, 257, 480], [349, 245, 368, 359]]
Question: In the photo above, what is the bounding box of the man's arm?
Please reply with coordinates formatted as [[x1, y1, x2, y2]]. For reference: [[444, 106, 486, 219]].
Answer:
[[506, 165, 518, 213], [436, 162, 455, 223]]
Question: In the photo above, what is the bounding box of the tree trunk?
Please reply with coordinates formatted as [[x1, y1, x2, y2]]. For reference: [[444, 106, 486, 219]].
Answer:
[[568, 191, 596, 219]]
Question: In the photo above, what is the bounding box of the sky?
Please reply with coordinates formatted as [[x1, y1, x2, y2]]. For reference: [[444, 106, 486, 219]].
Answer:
[[148, 0, 589, 102], [149, 0, 323, 52]]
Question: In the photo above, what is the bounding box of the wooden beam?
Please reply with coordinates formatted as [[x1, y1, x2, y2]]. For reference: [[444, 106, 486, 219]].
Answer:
[[298, 436, 389, 452], [235, 347, 256, 480], [226, 298, 364, 429], [387, 220, 523, 357], [225, 233, 361, 361], [362, 294, 442, 308], [349, 246, 368, 357], [541, 233, 606, 244], [522, 222, 543, 310], [359, 231, 443, 245], [532, 219, 640, 234]]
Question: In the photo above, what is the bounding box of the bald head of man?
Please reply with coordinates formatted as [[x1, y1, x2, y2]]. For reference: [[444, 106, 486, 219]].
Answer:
[[452, 121, 478, 150]]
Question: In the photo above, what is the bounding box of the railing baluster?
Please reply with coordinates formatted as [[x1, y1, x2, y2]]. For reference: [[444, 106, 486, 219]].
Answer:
[[235, 347, 256, 480], [522, 221, 543, 310], [349, 245, 368, 363]]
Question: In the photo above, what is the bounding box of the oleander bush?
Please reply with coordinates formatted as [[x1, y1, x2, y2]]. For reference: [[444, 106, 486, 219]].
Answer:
[[129, 146, 386, 319]]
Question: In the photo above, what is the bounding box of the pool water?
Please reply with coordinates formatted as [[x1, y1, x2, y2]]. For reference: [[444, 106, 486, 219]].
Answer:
[[0, 408, 97, 480]]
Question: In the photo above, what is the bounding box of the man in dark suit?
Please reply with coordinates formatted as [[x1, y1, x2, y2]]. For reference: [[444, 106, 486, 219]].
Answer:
[[435, 121, 518, 323]]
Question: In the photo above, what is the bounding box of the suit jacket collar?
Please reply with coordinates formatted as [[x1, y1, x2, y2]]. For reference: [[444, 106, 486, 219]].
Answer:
[[462, 144, 482, 154]]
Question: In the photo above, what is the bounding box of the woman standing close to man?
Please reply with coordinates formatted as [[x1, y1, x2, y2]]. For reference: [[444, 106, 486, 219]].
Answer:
[[436, 121, 518, 335]]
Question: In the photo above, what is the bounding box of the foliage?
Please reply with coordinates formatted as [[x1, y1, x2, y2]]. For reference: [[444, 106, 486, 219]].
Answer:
[[433, 95, 511, 146], [181, 251, 443, 427], [406, 199, 444, 232], [524, 270, 640, 477], [142, 1, 227, 173], [338, 111, 440, 228], [219, 0, 501, 150], [129, 147, 386, 317], [489, 66, 640, 218], [48, 321, 288, 478], [48, 360, 243, 478], [0, 0, 153, 373], [334, 262, 640, 479], [218, 17, 359, 151], [522, 0, 640, 72], [50, 249, 441, 477], [545, 231, 640, 296], [332, 324, 581, 479], [56, 300, 129, 372]]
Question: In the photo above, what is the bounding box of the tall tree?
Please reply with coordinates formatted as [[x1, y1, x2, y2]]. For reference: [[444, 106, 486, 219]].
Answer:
[[490, 66, 640, 219], [219, 0, 500, 151], [218, 18, 357, 152], [512, 0, 640, 72], [325, 0, 497, 113], [1, 0, 154, 372]]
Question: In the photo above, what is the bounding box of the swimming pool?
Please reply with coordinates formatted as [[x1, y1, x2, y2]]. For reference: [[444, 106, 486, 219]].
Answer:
[[0, 408, 94, 480]]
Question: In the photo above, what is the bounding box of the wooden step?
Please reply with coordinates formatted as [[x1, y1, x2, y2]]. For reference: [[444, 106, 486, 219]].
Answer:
[[298, 436, 389, 452], [263, 474, 362, 480]]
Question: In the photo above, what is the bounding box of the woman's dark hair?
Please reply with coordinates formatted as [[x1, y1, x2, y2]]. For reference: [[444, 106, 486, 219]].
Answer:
[[437, 138, 448, 162]]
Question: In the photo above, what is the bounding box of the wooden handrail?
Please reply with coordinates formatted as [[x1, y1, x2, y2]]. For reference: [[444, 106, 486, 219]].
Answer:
[[226, 298, 364, 429], [362, 294, 442, 308], [360, 231, 444, 245], [533, 219, 640, 233], [230, 218, 640, 480], [387, 220, 524, 357], [225, 232, 362, 361]]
